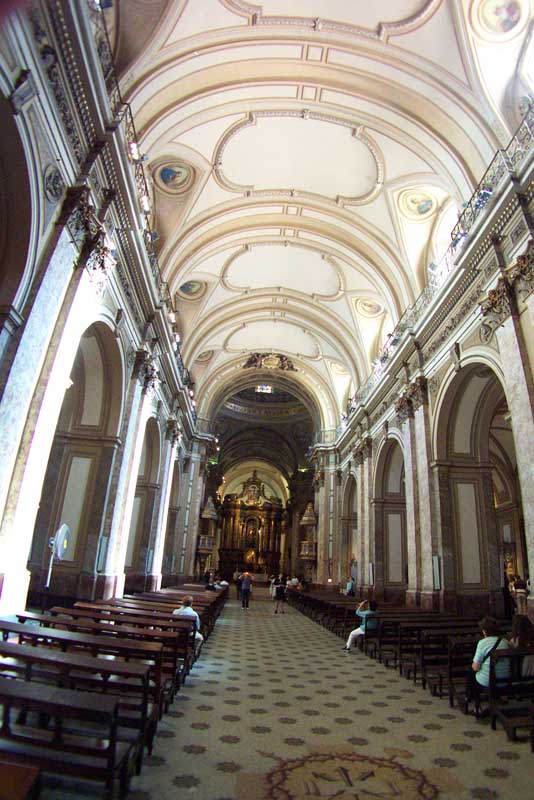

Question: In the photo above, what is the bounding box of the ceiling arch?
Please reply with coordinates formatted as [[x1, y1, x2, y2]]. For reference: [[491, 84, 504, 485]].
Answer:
[[106, 0, 530, 425]]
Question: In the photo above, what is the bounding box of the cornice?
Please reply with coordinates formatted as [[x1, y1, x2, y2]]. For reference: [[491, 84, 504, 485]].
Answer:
[[220, 1, 442, 45]]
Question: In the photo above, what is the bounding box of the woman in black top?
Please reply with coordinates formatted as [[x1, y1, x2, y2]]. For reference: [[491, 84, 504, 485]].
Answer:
[[274, 574, 287, 614]]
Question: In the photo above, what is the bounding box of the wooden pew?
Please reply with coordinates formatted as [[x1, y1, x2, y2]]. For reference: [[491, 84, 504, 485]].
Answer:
[[0, 620, 166, 717], [448, 635, 480, 711], [0, 760, 40, 800], [0, 640, 153, 772], [16, 611, 191, 695], [0, 677, 133, 798], [489, 647, 534, 738]]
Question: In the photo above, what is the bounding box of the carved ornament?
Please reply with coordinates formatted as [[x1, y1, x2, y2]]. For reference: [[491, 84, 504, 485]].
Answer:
[[408, 376, 428, 411], [394, 394, 414, 424], [507, 238, 534, 300], [361, 437, 373, 460], [243, 352, 297, 371], [479, 281, 512, 342], [166, 417, 182, 446]]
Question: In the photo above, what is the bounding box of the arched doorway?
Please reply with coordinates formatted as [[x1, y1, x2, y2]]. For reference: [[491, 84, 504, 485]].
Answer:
[[339, 474, 358, 587], [374, 439, 407, 604], [124, 417, 162, 592], [434, 364, 526, 616], [27, 322, 124, 604]]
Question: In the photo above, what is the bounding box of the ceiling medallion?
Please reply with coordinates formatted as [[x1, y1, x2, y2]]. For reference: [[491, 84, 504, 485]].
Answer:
[[398, 189, 437, 221], [177, 280, 206, 300], [243, 352, 297, 371], [471, 0, 527, 41], [153, 160, 196, 195], [196, 350, 214, 363], [355, 298, 384, 318]]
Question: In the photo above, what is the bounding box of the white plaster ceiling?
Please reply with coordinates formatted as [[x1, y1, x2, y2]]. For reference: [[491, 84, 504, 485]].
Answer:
[[111, 0, 531, 429]]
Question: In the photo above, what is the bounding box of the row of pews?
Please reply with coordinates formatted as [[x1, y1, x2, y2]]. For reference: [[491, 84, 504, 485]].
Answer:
[[0, 585, 227, 798], [287, 589, 534, 750]]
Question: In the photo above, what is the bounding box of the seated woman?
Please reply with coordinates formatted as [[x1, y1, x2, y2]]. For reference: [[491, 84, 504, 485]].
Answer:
[[342, 600, 379, 652], [508, 614, 534, 676], [465, 616, 510, 716]]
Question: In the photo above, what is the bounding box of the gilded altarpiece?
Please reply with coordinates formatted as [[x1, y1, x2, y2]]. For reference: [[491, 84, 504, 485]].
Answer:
[[218, 471, 285, 577]]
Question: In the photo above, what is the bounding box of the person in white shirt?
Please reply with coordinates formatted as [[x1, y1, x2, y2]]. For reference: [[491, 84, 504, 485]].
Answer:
[[172, 595, 204, 656]]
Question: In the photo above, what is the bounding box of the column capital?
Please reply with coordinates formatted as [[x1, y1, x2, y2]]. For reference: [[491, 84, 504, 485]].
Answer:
[[166, 417, 182, 446], [394, 393, 414, 424], [408, 376, 429, 411], [133, 350, 160, 395]]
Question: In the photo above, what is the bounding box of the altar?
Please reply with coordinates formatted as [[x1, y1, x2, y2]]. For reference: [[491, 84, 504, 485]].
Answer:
[[217, 470, 287, 579]]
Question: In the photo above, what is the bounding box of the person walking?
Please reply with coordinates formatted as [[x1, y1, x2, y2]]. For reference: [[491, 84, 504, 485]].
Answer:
[[239, 571, 253, 609], [274, 574, 287, 614]]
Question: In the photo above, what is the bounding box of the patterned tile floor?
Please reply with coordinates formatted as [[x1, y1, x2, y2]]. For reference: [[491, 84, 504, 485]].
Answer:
[[42, 589, 534, 799]]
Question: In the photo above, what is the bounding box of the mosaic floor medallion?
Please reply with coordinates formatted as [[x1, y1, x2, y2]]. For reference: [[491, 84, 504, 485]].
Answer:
[[264, 752, 439, 800]]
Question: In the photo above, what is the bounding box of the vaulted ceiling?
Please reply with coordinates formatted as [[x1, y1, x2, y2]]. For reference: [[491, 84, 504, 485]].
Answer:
[[107, 0, 532, 438]]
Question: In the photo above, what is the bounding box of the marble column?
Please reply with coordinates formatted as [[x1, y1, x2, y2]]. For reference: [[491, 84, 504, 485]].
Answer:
[[362, 439, 374, 597], [315, 464, 328, 584], [146, 425, 178, 591], [177, 441, 207, 577], [494, 314, 534, 619], [371, 498, 385, 601], [354, 452, 366, 593], [432, 462, 459, 612], [162, 504, 180, 584], [411, 379, 440, 610], [396, 401, 421, 607], [96, 351, 153, 599]]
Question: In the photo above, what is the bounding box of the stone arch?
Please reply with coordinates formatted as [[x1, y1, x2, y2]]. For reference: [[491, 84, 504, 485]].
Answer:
[[432, 360, 525, 615], [124, 416, 163, 592], [0, 88, 36, 358], [27, 321, 125, 604], [373, 437, 407, 604]]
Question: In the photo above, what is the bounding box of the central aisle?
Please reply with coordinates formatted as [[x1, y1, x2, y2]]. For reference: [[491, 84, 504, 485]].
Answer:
[[42, 587, 534, 800], [127, 591, 534, 797]]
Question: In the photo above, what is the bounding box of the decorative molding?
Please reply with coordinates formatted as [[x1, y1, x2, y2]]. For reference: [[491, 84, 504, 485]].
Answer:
[[9, 69, 37, 114], [479, 282, 512, 342], [507, 238, 534, 300], [243, 352, 297, 371], [220, 0, 441, 43], [408, 376, 428, 411], [213, 111, 384, 207], [43, 163, 65, 203], [84, 228, 116, 297], [166, 417, 182, 446], [134, 349, 161, 395], [428, 375, 441, 398], [394, 393, 413, 424], [361, 437, 373, 460], [450, 342, 461, 373], [424, 275, 486, 359], [29, 6, 84, 164]]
